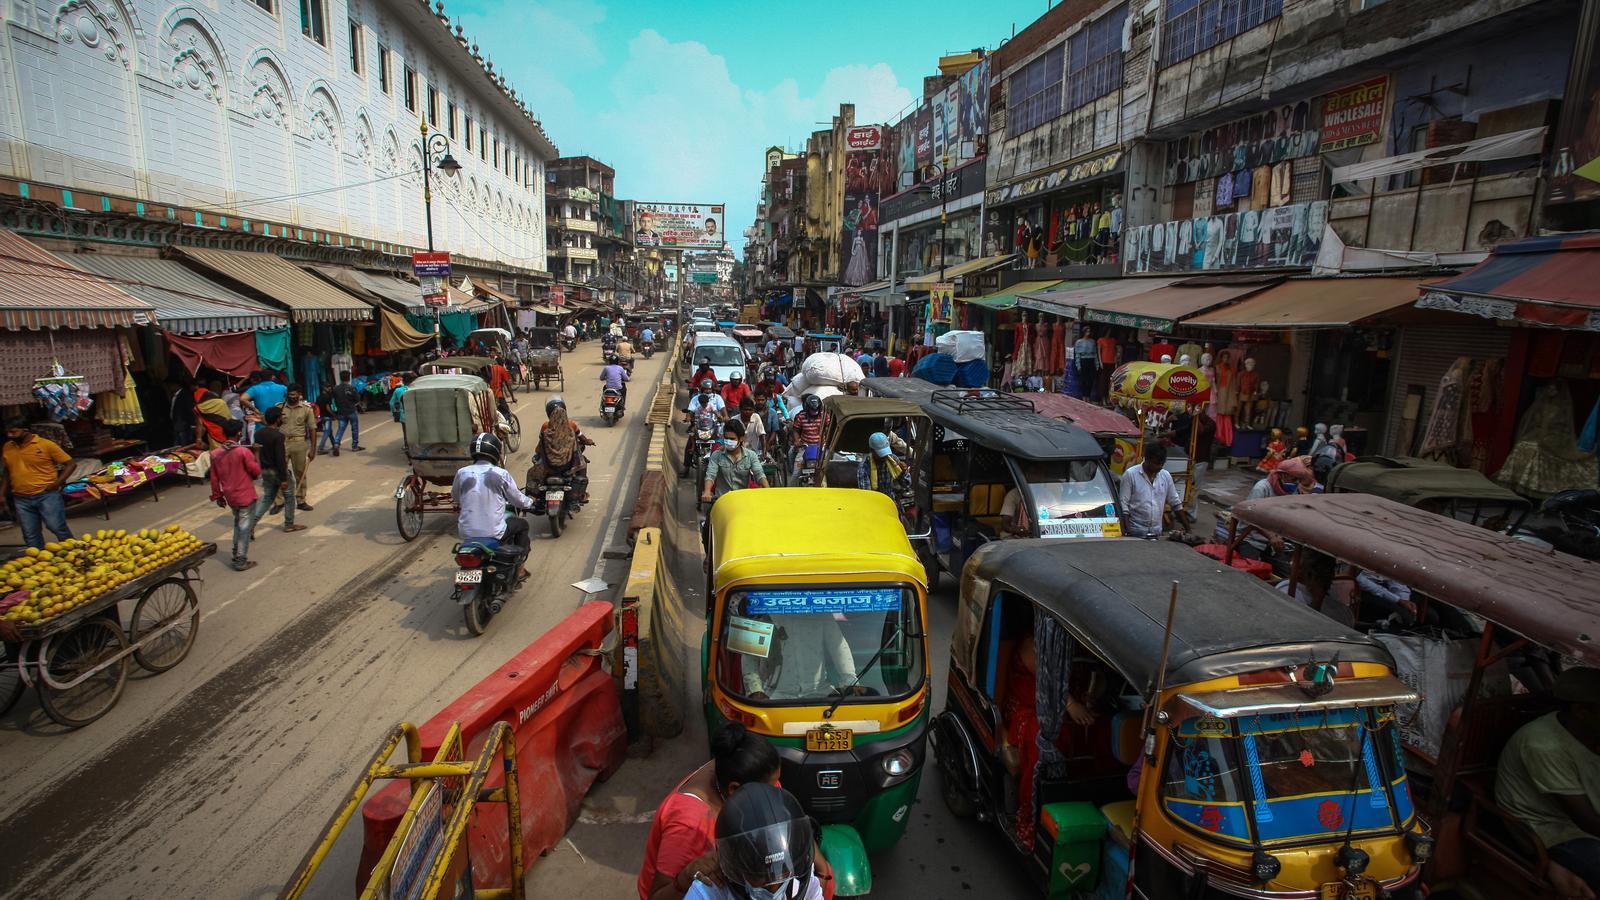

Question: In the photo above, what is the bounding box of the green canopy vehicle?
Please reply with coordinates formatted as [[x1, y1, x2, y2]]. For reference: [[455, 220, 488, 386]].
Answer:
[[1325, 456, 1532, 533]]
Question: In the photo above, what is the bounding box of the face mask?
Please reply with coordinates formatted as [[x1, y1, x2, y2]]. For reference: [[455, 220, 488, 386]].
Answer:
[[1282, 482, 1299, 494], [746, 879, 795, 900], [722, 438, 739, 450]]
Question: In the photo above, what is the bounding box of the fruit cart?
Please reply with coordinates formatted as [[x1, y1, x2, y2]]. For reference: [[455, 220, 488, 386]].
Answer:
[[0, 529, 216, 728]]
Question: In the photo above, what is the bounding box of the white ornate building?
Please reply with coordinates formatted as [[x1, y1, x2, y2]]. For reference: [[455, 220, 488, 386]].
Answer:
[[0, 0, 554, 271]]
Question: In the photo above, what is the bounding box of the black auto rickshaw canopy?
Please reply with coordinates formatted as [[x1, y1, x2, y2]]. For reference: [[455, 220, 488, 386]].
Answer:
[[861, 378, 1103, 462], [962, 538, 1395, 691]]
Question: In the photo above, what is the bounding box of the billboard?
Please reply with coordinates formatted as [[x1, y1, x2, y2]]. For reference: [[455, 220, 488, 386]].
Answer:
[[891, 57, 990, 192], [1123, 201, 1328, 274], [412, 251, 451, 307], [1319, 77, 1389, 154], [842, 125, 885, 286], [634, 202, 726, 249]]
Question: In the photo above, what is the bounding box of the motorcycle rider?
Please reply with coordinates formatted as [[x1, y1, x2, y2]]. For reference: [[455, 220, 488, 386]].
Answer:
[[685, 783, 824, 900], [453, 432, 534, 580], [682, 379, 727, 480], [525, 397, 594, 507], [600, 353, 630, 412], [790, 393, 825, 481], [640, 324, 656, 355], [720, 370, 753, 412], [692, 357, 718, 388], [702, 419, 769, 505]]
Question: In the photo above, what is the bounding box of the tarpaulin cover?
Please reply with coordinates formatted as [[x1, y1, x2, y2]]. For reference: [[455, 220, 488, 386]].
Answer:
[[1016, 392, 1140, 436], [254, 327, 293, 376], [163, 329, 258, 377], [379, 308, 432, 351], [1419, 232, 1600, 325]]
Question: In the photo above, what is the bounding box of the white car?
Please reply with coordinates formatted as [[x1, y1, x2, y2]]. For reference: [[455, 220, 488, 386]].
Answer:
[[689, 333, 747, 385]]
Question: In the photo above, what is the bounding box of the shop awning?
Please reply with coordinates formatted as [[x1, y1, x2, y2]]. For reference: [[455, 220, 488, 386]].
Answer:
[[1186, 276, 1442, 329], [309, 265, 426, 312], [903, 253, 1016, 287], [379, 307, 433, 351], [1082, 275, 1283, 332], [0, 230, 155, 329], [173, 247, 373, 323], [962, 280, 1066, 310], [473, 281, 521, 306], [1014, 278, 1178, 317], [67, 254, 284, 334], [450, 281, 497, 315], [1417, 232, 1600, 330]]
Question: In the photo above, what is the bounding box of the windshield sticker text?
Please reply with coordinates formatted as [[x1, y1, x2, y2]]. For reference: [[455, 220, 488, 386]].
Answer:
[[745, 587, 901, 615]]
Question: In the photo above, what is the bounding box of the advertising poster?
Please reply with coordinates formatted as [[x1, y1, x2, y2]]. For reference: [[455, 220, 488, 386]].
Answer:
[[1123, 200, 1328, 274], [841, 128, 883, 286], [877, 124, 901, 197], [896, 120, 916, 191], [411, 251, 451, 307], [1550, 18, 1600, 204], [931, 92, 948, 169], [634, 202, 726, 249], [928, 283, 954, 323], [954, 58, 990, 155], [1319, 76, 1389, 153], [914, 107, 933, 173]]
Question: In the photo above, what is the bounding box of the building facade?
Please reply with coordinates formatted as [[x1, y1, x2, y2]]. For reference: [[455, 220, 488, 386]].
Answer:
[[0, 0, 556, 272]]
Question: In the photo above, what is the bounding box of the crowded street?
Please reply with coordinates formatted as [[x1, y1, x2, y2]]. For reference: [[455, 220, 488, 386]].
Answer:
[[4, 0, 1600, 898]]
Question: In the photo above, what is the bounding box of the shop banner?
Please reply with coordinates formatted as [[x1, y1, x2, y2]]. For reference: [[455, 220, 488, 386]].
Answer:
[[1319, 76, 1389, 154], [914, 107, 933, 172], [1123, 200, 1328, 274], [1164, 101, 1321, 186], [842, 132, 885, 286], [928, 283, 954, 323], [412, 251, 451, 307], [634, 202, 726, 249]]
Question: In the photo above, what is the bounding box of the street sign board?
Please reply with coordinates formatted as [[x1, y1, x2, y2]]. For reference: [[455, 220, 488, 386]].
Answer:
[[413, 252, 451, 308], [691, 272, 718, 284]]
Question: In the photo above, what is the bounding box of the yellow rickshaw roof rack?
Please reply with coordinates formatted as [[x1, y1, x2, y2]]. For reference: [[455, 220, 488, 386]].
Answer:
[[709, 488, 925, 589]]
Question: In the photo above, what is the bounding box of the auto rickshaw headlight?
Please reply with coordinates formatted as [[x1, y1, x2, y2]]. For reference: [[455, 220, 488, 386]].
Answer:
[[1405, 828, 1434, 864], [1249, 851, 1281, 883], [1336, 844, 1370, 877], [881, 749, 915, 777]]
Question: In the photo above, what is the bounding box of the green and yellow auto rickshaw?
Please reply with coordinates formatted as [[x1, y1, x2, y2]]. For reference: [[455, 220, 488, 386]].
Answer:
[[703, 487, 930, 896]]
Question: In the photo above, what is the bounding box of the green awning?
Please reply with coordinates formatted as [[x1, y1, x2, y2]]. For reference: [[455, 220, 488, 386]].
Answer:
[[961, 280, 1065, 310]]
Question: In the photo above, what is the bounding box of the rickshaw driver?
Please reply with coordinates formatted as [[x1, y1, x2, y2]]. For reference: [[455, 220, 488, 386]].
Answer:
[[999, 460, 1114, 538], [453, 432, 535, 580], [1117, 442, 1191, 538], [858, 432, 908, 498], [739, 606, 861, 702]]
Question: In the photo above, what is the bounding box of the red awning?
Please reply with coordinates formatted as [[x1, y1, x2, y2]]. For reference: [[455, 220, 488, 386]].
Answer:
[[1015, 392, 1139, 436], [1418, 232, 1600, 329]]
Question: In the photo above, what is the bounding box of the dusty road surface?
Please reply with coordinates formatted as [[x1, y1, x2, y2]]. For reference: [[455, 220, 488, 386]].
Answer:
[[0, 345, 666, 899]]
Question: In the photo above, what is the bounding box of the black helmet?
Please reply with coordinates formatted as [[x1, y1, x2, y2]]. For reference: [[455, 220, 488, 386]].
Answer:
[[802, 393, 822, 414], [715, 784, 814, 899], [469, 432, 503, 466], [545, 395, 567, 415]]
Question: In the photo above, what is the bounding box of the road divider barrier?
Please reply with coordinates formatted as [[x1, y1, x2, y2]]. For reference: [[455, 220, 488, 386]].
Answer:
[[359, 600, 626, 892]]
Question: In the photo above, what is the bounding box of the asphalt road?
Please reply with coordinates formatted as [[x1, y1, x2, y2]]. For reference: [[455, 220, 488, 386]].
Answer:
[[0, 344, 665, 899], [525, 381, 1039, 899]]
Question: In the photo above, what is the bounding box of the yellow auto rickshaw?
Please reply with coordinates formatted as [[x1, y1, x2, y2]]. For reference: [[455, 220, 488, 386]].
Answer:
[[931, 538, 1429, 899], [702, 487, 930, 897], [1107, 361, 1212, 506]]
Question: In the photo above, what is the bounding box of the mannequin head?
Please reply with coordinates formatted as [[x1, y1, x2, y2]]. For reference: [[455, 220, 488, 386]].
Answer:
[[1200, 352, 1214, 367], [1329, 424, 1345, 439], [1295, 425, 1309, 439], [1258, 380, 1270, 397], [1243, 357, 1257, 372], [1271, 427, 1283, 441], [1160, 354, 1173, 363], [1178, 354, 1194, 366], [1314, 423, 1327, 437]]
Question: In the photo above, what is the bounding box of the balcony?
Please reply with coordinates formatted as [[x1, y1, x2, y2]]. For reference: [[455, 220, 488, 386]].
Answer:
[[559, 217, 598, 234], [550, 245, 598, 261]]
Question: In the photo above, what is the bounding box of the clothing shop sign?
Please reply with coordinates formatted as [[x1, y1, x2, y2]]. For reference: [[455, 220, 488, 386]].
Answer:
[[985, 149, 1124, 207], [1319, 77, 1390, 154], [1122, 200, 1328, 274]]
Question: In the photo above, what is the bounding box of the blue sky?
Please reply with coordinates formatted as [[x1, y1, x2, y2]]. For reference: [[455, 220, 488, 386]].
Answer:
[[447, 0, 1054, 257]]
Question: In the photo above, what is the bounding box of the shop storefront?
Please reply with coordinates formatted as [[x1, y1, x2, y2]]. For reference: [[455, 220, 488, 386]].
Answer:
[[985, 147, 1127, 268], [880, 158, 987, 287]]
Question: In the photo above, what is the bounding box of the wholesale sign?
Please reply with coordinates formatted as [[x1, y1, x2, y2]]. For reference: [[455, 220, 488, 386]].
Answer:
[[1319, 77, 1389, 153], [634, 202, 725, 250]]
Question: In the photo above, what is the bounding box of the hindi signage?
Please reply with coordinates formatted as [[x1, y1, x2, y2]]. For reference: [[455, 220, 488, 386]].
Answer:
[[1319, 77, 1389, 154], [412, 252, 451, 308]]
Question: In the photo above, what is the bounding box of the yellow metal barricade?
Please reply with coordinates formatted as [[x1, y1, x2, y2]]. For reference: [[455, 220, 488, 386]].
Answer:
[[280, 720, 524, 900]]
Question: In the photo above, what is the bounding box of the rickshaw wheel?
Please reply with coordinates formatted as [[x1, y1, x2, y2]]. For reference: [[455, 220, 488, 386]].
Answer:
[[0, 642, 26, 717], [396, 480, 423, 541], [130, 578, 199, 672], [504, 414, 522, 453], [38, 618, 129, 728]]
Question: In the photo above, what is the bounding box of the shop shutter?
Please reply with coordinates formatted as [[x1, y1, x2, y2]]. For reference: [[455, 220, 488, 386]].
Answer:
[[1382, 324, 1512, 456]]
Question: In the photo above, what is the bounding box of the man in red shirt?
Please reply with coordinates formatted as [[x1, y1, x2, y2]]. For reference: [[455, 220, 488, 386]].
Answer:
[[488, 358, 514, 417], [887, 353, 907, 377], [719, 370, 753, 411]]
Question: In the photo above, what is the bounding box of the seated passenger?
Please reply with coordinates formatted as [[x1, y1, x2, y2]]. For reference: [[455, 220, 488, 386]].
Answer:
[[1495, 667, 1600, 896]]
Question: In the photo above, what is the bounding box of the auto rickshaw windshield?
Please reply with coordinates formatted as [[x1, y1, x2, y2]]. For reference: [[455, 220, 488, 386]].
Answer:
[[1019, 459, 1118, 521], [1160, 705, 1414, 848], [718, 585, 923, 703]]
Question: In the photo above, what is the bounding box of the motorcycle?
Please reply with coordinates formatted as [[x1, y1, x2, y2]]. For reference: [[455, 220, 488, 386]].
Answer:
[[1538, 489, 1600, 560], [642, 339, 655, 359], [452, 514, 529, 636], [534, 473, 582, 538], [601, 387, 625, 426], [689, 419, 719, 507], [559, 334, 576, 352]]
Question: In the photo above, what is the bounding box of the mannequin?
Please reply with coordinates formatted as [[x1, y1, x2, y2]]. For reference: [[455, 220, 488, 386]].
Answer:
[[1253, 380, 1271, 429], [1177, 353, 1194, 367], [1200, 352, 1218, 418], [1072, 328, 1099, 401], [1258, 427, 1287, 472], [1292, 425, 1312, 456], [1309, 423, 1329, 458], [1213, 350, 1238, 448], [1236, 357, 1261, 427], [1160, 354, 1173, 363], [1325, 424, 1351, 463]]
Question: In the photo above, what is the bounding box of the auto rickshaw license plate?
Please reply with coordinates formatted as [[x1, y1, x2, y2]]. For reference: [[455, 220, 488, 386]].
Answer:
[[1318, 882, 1379, 900], [805, 728, 852, 752]]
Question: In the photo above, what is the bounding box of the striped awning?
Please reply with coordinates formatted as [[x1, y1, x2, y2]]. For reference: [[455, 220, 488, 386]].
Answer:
[[308, 265, 427, 312], [69, 254, 285, 334], [0, 230, 155, 330], [173, 246, 373, 323]]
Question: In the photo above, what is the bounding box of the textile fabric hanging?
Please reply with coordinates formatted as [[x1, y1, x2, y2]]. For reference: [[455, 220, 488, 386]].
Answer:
[[380, 308, 433, 351], [96, 368, 144, 425], [255, 327, 294, 377], [1494, 381, 1598, 496], [164, 330, 259, 377], [1023, 617, 1072, 852]]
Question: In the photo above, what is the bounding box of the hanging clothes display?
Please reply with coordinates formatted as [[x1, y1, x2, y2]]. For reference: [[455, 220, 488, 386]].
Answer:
[[255, 327, 294, 377], [1049, 321, 1066, 379], [1032, 320, 1051, 376], [96, 368, 145, 426], [1495, 381, 1598, 496], [1418, 358, 1470, 464], [301, 353, 323, 403], [1013, 318, 1033, 376]]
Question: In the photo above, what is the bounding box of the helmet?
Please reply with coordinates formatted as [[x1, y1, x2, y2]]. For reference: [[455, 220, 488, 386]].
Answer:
[[545, 395, 566, 415], [700, 379, 717, 391], [868, 432, 892, 458], [802, 393, 822, 414], [469, 432, 503, 466], [715, 784, 814, 900], [729, 370, 743, 382]]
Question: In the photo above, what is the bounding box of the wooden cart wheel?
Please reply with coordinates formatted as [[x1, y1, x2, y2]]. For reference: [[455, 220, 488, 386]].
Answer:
[[396, 479, 423, 541], [37, 618, 129, 728], [556, 369, 565, 392], [504, 413, 522, 453], [130, 578, 199, 672], [0, 641, 26, 717]]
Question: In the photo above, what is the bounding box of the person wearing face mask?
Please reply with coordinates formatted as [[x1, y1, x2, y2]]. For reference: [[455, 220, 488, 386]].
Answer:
[[702, 419, 768, 504], [1237, 455, 1317, 559], [271, 383, 317, 515], [684, 379, 728, 480], [686, 783, 826, 900]]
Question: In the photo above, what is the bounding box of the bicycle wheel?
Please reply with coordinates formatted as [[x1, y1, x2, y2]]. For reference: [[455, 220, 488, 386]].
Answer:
[[37, 618, 129, 728], [504, 413, 522, 453], [396, 479, 423, 541], [130, 578, 199, 672]]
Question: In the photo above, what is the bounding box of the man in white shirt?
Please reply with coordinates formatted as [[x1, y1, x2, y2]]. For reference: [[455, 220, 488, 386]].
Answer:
[[1118, 443, 1189, 538]]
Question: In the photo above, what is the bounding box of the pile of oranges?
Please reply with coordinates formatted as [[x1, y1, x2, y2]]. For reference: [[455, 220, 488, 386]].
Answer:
[[1, 525, 203, 626]]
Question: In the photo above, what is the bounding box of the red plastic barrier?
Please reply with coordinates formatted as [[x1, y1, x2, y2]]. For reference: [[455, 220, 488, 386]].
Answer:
[[1193, 543, 1276, 581], [359, 601, 627, 891]]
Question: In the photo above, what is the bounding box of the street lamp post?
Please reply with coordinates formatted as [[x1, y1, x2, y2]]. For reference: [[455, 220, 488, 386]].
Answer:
[[418, 121, 462, 352]]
